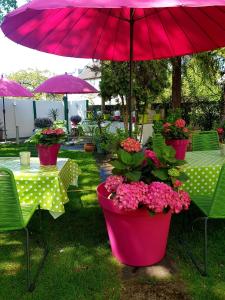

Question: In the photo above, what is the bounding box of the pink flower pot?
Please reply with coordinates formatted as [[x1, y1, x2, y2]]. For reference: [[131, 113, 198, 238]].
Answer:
[[166, 139, 189, 160], [37, 144, 60, 166], [97, 183, 172, 267]]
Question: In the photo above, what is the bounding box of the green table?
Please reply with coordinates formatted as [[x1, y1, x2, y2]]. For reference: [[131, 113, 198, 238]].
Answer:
[[183, 150, 225, 196], [0, 157, 80, 218]]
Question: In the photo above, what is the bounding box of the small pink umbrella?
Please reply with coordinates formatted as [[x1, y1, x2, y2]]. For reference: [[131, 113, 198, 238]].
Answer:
[[0, 76, 33, 141], [2, 0, 225, 134], [34, 73, 98, 130]]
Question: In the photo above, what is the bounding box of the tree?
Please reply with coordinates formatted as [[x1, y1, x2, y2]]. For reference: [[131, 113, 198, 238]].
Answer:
[[8, 69, 62, 100], [99, 60, 169, 129], [0, 0, 17, 22]]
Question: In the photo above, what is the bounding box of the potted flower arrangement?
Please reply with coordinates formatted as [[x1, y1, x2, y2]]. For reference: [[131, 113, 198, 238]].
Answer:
[[27, 126, 67, 165], [97, 137, 190, 266], [217, 127, 225, 155], [162, 118, 190, 160], [70, 115, 82, 126]]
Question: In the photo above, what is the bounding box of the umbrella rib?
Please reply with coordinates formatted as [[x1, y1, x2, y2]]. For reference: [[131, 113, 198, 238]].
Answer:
[[143, 9, 154, 60], [97, 9, 130, 22], [92, 9, 113, 59], [112, 9, 123, 61], [154, 8, 174, 57], [167, 8, 197, 53], [180, 6, 220, 48]]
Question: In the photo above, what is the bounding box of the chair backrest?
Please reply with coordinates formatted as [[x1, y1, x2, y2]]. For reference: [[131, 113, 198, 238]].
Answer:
[[0, 167, 24, 231], [152, 134, 165, 149], [209, 164, 225, 218], [192, 131, 219, 151]]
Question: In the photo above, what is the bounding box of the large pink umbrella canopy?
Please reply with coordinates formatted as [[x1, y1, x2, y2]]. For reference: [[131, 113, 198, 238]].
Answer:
[[2, 0, 225, 61], [34, 73, 98, 94], [2, 0, 225, 134], [0, 77, 33, 141]]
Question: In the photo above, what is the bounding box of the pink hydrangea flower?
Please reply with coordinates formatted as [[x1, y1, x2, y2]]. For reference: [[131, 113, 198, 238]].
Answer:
[[175, 119, 186, 128], [105, 175, 124, 193], [143, 182, 175, 213], [113, 181, 148, 211], [121, 138, 142, 153], [163, 122, 171, 128], [144, 150, 161, 168]]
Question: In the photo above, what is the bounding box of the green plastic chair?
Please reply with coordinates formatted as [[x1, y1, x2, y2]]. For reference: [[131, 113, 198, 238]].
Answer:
[[184, 164, 225, 275], [0, 167, 48, 291], [152, 134, 166, 149], [192, 131, 219, 151]]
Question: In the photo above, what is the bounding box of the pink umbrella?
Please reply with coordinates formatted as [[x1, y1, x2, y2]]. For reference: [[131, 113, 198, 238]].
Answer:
[[34, 73, 98, 94], [2, 0, 225, 134], [34, 73, 98, 130], [0, 76, 33, 141]]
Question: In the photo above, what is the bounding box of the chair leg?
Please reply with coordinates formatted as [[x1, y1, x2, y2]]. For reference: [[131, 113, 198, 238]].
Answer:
[[24, 214, 49, 292], [24, 228, 31, 291], [178, 216, 208, 276]]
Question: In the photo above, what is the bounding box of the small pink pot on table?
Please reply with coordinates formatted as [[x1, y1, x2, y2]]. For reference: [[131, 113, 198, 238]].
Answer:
[[97, 183, 172, 267], [37, 144, 61, 166], [166, 139, 189, 160]]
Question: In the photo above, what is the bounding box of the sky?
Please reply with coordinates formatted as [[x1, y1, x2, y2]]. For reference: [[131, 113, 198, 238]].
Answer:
[[0, 0, 91, 76]]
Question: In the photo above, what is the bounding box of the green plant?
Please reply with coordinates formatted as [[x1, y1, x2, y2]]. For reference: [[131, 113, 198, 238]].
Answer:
[[34, 118, 53, 129], [27, 127, 67, 145], [48, 108, 59, 121]]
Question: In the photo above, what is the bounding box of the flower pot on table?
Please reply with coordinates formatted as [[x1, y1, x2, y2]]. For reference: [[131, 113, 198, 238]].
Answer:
[[84, 143, 95, 152], [166, 139, 189, 160], [97, 183, 172, 267], [37, 144, 60, 166]]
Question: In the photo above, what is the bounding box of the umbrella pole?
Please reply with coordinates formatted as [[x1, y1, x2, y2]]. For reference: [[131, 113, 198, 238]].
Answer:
[[128, 8, 134, 137], [63, 93, 69, 133], [2, 96, 7, 142]]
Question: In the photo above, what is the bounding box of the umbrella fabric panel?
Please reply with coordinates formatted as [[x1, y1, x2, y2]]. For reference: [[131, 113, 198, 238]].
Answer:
[[2, 3, 225, 61], [0, 78, 33, 97], [34, 74, 98, 94]]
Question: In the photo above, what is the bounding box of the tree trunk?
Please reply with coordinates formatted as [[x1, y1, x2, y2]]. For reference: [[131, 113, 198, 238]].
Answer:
[[171, 57, 182, 109]]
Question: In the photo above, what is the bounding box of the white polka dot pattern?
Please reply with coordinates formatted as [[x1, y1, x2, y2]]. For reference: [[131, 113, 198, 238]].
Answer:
[[183, 150, 225, 195], [0, 157, 81, 215]]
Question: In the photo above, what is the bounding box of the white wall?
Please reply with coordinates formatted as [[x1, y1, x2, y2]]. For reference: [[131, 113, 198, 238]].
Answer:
[[0, 98, 87, 139]]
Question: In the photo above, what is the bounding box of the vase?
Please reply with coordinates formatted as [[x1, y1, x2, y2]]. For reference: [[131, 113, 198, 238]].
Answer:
[[97, 183, 172, 267], [37, 144, 60, 166], [166, 139, 189, 160], [84, 143, 95, 152]]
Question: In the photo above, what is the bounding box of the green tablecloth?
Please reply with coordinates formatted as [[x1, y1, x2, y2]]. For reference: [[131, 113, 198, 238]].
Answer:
[[183, 150, 225, 196], [0, 157, 80, 218]]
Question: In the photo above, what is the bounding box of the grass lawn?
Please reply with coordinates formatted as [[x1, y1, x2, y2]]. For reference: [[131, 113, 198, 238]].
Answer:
[[0, 144, 225, 299]]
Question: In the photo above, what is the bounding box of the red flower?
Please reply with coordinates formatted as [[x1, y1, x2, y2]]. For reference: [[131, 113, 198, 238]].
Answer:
[[217, 128, 224, 135], [55, 128, 65, 135], [183, 127, 189, 133], [175, 119, 186, 128], [121, 138, 141, 153], [163, 122, 171, 128], [42, 129, 55, 135], [173, 180, 183, 188]]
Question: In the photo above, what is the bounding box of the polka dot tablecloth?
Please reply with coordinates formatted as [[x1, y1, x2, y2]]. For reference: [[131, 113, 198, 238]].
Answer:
[[0, 157, 80, 218], [183, 150, 225, 196]]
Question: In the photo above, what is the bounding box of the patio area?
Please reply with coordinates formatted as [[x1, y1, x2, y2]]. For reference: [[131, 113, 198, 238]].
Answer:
[[0, 144, 225, 300]]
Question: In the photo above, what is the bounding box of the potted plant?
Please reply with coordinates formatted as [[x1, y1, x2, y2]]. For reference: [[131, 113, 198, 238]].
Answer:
[[217, 127, 225, 155], [70, 115, 82, 126], [162, 118, 190, 160], [27, 126, 67, 165], [34, 118, 53, 129], [97, 138, 190, 266], [84, 124, 96, 152]]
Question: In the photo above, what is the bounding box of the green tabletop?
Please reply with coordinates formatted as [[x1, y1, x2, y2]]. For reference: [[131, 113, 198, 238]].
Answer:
[[0, 157, 80, 218], [183, 150, 225, 196]]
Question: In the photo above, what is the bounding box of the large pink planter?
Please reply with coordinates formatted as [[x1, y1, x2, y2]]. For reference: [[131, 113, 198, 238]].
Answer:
[[97, 183, 172, 267], [166, 139, 189, 160], [37, 144, 60, 166]]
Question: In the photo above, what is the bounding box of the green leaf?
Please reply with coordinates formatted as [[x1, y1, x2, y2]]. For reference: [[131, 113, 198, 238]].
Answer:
[[147, 209, 155, 217], [111, 160, 126, 170], [118, 149, 133, 165], [131, 152, 145, 167], [125, 171, 141, 182], [178, 172, 189, 182], [152, 169, 169, 181], [112, 168, 124, 175]]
